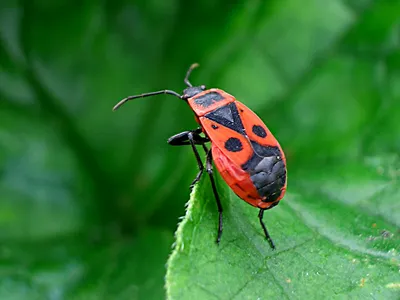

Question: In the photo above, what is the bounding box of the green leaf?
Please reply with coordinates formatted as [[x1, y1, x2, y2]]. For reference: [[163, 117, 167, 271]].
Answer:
[[166, 156, 399, 299], [166, 0, 400, 298]]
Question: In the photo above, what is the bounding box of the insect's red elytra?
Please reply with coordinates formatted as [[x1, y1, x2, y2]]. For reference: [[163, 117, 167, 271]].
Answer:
[[113, 63, 287, 249]]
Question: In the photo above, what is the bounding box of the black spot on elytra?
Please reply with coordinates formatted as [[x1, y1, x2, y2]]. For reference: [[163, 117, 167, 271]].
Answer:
[[225, 137, 243, 152], [252, 125, 267, 138], [211, 124, 219, 129], [194, 92, 224, 107]]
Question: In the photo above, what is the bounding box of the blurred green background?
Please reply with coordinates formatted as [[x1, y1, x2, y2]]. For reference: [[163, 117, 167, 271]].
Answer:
[[1, 0, 399, 299]]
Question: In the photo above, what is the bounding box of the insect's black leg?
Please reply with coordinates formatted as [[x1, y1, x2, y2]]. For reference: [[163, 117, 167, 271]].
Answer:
[[205, 150, 223, 244], [168, 129, 222, 243], [258, 209, 276, 250], [187, 131, 206, 189], [201, 143, 208, 154], [188, 137, 210, 189], [189, 142, 209, 189], [167, 129, 209, 189], [167, 131, 192, 146], [167, 128, 207, 146], [190, 169, 204, 190]]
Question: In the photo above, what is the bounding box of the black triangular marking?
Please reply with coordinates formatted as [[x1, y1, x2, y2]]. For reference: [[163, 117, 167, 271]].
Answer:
[[205, 103, 245, 135], [213, 105, 233, 122]]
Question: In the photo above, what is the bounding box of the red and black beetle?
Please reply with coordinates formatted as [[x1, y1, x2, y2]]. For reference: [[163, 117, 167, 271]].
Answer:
[[113, 64, 287, 249]]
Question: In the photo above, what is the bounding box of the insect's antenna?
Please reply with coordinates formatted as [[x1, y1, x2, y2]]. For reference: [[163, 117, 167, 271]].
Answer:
[[184, 63, 199, 87], [113, 90, 182, 111]]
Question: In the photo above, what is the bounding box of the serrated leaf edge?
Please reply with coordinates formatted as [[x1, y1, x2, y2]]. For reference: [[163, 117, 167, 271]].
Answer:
[[164, 182, 199, 299]]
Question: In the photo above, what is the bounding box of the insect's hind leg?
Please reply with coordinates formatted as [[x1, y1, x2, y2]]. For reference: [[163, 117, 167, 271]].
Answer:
[[205, 150, 223, 244], [167, 128, 209, 189], [258, 209, 276, 250]]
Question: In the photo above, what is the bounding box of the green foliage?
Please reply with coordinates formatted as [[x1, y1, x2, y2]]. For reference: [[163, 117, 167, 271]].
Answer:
[[1, 0, 399, 299], [167, 158, 399, 299]]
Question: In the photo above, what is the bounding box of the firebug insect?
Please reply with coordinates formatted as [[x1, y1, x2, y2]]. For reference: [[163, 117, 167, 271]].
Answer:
[[113, 63, 287, 249]]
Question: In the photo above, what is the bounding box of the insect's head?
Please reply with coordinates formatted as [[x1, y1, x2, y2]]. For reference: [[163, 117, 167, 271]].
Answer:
[[182, 85, 206, 100]]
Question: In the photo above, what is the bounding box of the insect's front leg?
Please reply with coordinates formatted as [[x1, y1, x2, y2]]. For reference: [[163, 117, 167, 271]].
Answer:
[[167, 128, 208, 146], [167, 128, 209, 189]]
